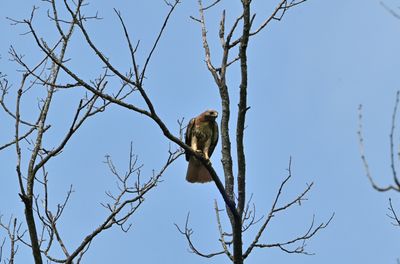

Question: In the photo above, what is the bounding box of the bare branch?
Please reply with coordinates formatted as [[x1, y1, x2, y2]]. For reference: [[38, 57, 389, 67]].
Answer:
[[49, 0, 66, 40], [197, 0, 219, 81], [250, 0, 308, 37], [113, 9, 140, 84], [139, 0, 181, 84], [0, 78, 37, 127], [15, 74, 28, 197], [0, 216, 22, 264], [244, 158, 319, 258], [214, 201, 233, 260], [202, 0, 222, 11], [390, 92, 400, 187], [358, 98, 400, 192], [0, 126, 37, 152], [253, 214, 334, 255], [226, 15, 244, 49], [241, 195, 263, 233], [0, 237, 4, 263], [387, 198, 400, 226], [62, 146, 182, 264], [32, 168, 74, 260], [175, 213, 225, 259]]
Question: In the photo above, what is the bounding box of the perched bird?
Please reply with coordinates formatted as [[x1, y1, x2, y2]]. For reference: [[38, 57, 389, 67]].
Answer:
[[185, 109, 219, 183]]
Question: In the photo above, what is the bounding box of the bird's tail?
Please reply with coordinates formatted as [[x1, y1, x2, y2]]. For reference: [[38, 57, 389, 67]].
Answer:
[[186, 156, 213, 183]]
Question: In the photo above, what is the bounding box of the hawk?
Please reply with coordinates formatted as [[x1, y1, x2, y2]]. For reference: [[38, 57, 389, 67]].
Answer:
[[185, 109, 219, 183]]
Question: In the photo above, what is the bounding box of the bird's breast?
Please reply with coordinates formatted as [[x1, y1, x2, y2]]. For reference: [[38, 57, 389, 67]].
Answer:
[[193, 129, 207, 141]]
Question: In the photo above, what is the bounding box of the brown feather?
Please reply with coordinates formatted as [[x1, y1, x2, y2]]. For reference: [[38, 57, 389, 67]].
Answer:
[[185, 118, 195, 161], [186, 156, 213, 183]]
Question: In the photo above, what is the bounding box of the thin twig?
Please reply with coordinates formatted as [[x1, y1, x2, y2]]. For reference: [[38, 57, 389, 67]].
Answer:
[[358, 101, 400, 192], [175, 213, 225, 259], [214, 201, 233, 260], [249, 0, 308, 36]]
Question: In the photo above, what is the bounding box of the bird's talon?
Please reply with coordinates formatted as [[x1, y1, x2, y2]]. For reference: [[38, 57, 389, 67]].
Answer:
[[195, 150, 205, 158]]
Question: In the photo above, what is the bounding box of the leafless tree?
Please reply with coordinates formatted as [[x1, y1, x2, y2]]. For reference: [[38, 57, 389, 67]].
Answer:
[[0, 1, 182, 263], [0, 1, 332, 264]]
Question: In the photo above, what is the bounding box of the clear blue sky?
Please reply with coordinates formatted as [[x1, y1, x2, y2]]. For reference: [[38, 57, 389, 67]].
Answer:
[[1, 0, 400, 263]]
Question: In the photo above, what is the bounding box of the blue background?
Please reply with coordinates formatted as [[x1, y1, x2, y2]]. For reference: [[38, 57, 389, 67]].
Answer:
[[1, 0, 400, 263]]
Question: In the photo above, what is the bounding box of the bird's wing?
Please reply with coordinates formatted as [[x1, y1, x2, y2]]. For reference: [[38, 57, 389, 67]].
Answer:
[[185, 118, 195, 161], [208, 121, 219, 158]]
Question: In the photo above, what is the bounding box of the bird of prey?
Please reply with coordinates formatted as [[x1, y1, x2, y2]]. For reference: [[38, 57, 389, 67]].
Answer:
[[185, 109, 219, 183]]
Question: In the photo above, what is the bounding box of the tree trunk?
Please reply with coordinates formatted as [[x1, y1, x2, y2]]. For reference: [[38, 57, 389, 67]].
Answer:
[[23, 197, 43, 264], [233, 220, 243, 264]]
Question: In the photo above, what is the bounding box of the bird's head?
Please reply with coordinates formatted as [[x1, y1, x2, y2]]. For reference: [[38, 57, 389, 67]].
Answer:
[[203, 109, 218, 121]]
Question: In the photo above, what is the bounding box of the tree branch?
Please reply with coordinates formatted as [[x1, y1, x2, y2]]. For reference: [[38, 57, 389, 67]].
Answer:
[[214, 201, 233, 260], [249, 0, 308, 36], [358, 95, 400, 192], [244, 158, 326, 258], [175, 213, 226, 259], [253, 213, 333, 255], [387, 198, 400, 226]]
